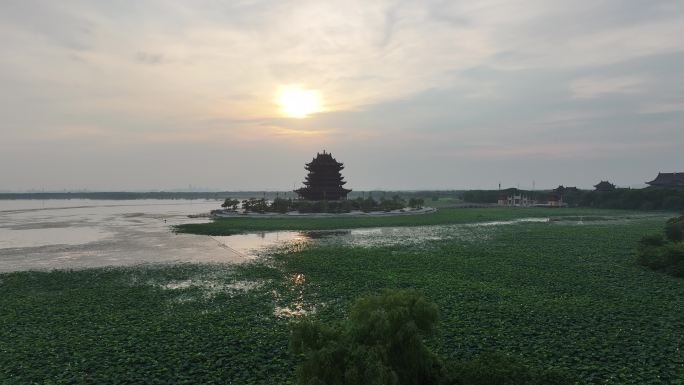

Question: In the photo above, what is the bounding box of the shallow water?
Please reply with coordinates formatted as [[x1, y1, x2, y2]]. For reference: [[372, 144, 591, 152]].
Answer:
[[212, 232, 312, 258], [0, 227, 113, 248], [210, 214, 669, 258], [210, 218, 549, 257], [0, 202, 667, 272], [470, 217, 549, 226], [0, 199, 243, 272]]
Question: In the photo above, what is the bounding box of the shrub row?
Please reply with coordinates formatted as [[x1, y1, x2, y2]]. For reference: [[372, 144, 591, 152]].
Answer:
[[637, 215, 684, 277], [463, 188, 684, 210], [221, 196, 425, 214]]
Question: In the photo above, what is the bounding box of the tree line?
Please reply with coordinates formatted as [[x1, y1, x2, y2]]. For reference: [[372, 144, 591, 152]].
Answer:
[[221, 196, 425, 214], [462, 188, 684, 211], [637, 214, 684, 277]]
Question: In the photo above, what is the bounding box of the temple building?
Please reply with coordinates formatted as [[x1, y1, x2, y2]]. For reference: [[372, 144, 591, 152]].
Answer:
[[646, 172, 684, 188], [497, 192, 535, 207], [552, 185, 580, 195], [594, 180, 616, 192], [295, 151, 351, 200]]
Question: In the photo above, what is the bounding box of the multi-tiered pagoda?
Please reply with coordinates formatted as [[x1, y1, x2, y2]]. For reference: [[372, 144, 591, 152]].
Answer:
[[295, 151, 351, 200]]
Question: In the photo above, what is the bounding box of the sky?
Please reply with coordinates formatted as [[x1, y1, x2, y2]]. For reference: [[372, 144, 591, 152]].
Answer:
[[1, 0, 683, 191]]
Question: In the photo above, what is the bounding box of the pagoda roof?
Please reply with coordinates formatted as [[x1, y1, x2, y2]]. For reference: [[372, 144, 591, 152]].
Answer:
[[594, 180, 616, 190], [646, 172, 684, 187], [553, 185, 579, 192], [306, 151, 343, 165]]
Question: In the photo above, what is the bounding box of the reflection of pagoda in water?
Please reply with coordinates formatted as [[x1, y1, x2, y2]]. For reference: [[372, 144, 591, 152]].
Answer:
[[295, 151, 351, 200]]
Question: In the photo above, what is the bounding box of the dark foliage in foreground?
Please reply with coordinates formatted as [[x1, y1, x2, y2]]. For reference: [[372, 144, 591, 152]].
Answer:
[[637, 215, 684, 277], [290, 290, 571, 385]]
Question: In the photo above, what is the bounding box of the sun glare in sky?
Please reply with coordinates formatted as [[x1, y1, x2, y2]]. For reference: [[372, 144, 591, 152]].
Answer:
[[276, 85, 322, 118]]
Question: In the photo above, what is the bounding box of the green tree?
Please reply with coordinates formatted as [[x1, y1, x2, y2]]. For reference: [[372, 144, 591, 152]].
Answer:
[[636, 215, 684, 277], [242, 198, 268, 213], [270, 197, 292, 213], [361, 197, 379, 212], [408, 198, 424, 209], [221, 198, 240, 210], [290, 290, 445, 385], [290, 291, 572, 385]]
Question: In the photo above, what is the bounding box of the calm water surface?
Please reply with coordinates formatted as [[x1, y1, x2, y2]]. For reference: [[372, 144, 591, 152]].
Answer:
[[1, 201, 654, 272], [0, 199, 238, 271]]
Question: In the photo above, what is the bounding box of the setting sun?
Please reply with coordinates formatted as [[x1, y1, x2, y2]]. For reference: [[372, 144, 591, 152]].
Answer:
[[276, 85, 322, 118]]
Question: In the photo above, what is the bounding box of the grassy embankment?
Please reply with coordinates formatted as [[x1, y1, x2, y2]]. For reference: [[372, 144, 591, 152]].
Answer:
[[175, 207, 641, 235], [2, 210, 683, 384]]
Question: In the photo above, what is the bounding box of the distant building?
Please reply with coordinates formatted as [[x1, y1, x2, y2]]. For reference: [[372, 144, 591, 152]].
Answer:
[[295, 151, 351, 200], [547, 193, 564, 207], [646, 172, 684, 188], [594, 181, 616, 192], [498, 193, 534, 207], [552, 185, 580, 194]]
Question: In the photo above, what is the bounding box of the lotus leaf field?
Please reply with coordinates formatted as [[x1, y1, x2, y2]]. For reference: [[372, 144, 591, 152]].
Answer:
[[1, 208, 683, 384], [175, 207, 642, 235]]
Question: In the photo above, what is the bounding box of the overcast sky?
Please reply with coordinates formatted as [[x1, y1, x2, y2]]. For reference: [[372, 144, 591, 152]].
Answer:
[[1, 0, 683, 191]]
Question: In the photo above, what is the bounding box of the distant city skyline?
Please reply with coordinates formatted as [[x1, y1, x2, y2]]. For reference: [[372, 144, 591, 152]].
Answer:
[[1, 1, 683, 191]]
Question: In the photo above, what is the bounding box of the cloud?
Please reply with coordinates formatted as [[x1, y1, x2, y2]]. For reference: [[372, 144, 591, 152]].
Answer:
[[569, 76, 646, 99], [135, 51, 165, 65], [638, 102, 684, 114], [0, 0, 683, 189]]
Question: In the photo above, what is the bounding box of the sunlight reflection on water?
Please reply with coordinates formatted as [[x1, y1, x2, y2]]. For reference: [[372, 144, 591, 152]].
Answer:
[[274, 272, 313, 318], [211, 224, 495, 258], [212, 232, 312, 258]]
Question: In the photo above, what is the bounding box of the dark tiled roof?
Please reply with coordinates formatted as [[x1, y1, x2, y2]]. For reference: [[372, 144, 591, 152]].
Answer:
[[594, 181, 616, 191], [553, 185, 580, 193], [646, 172, 684, 187]]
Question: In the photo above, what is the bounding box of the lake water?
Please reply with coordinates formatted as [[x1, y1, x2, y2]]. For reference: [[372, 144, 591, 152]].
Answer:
[[211, 218, 554, 257], [0, 199, 243, 272], [0, 201, 658, 272], [0, 199, 530, 272]]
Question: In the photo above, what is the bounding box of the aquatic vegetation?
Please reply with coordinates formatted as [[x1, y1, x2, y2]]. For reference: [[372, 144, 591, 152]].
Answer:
[[175, 207, 643, 236], [2, 212, 683, 384], [448, 352, 571, 385], [665, 215, 684, 242], [271, 217, 684, 384], [290, 290, 571, 385], [0, 264, 292, 384]]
